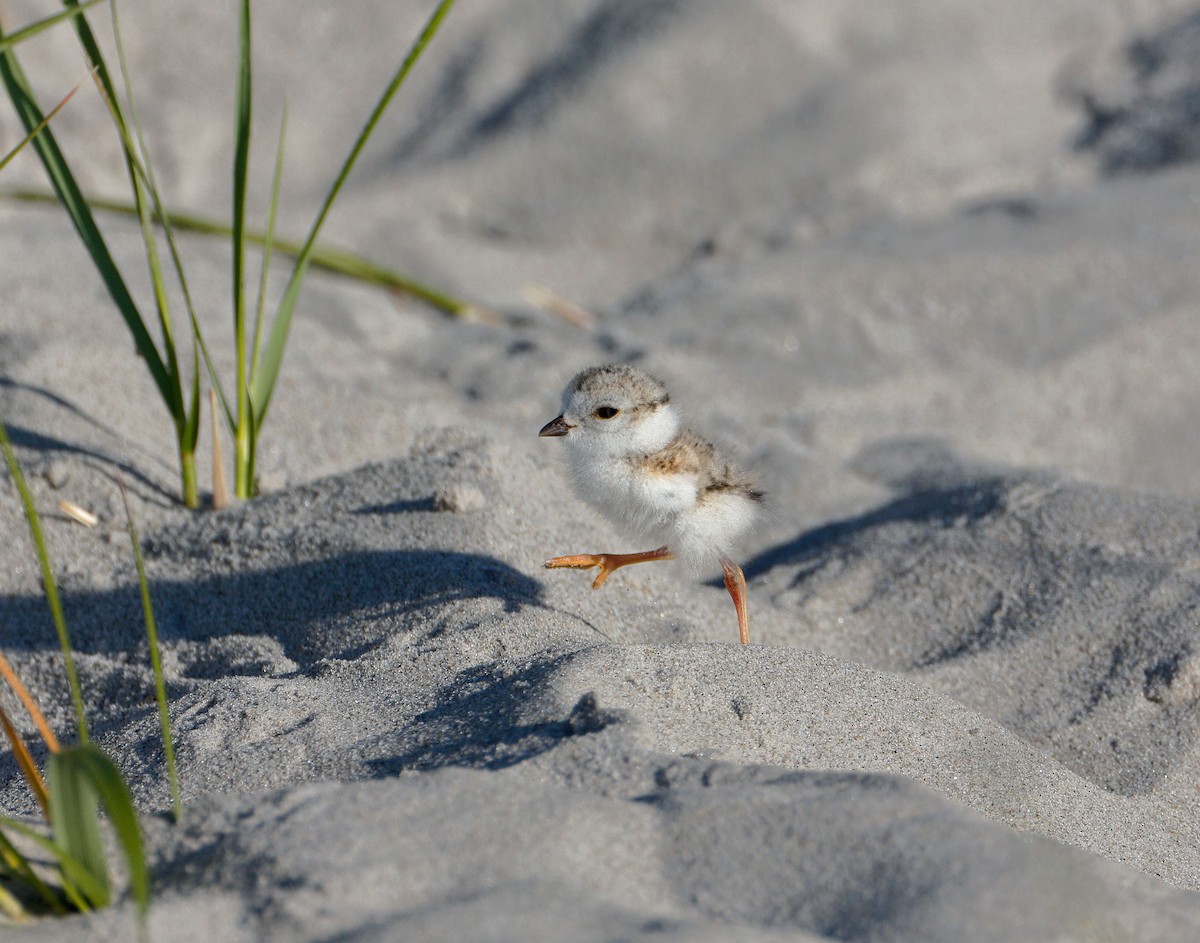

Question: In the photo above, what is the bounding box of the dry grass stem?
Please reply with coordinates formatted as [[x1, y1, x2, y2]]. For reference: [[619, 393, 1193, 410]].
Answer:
[[0, 702, 49, 815], [0, 650, 60, 754], [210, 388, 229, 509], [522, 283, 594, 329], [57, 500, 98, 527]]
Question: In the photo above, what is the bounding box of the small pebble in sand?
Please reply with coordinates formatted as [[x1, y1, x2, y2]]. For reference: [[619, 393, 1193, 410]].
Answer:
[[44, 460, 70, 489], [433, 483, 486, 513]]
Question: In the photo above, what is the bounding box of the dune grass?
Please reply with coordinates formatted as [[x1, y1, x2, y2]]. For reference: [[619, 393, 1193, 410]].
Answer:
[[118, 477, 181, 820], [3, 188, 484, 319], [0, 0, 458, 507], [0, 419, 172, 921], [0, 3, 187, 922], [0, 421, 88, 741]]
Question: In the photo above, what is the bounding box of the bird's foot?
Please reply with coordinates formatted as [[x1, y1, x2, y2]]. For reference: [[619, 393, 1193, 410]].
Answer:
[[545, 547, 673, 590], [720, 557, 750, 645], [545, 554, 616, 589]]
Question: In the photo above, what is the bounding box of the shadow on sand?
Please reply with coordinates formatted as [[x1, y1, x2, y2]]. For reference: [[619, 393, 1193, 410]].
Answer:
[[0, 549, 543, 668]]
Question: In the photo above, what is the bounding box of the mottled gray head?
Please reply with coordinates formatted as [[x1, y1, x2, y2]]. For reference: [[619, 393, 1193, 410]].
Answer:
[[539, 364, 678, 456]]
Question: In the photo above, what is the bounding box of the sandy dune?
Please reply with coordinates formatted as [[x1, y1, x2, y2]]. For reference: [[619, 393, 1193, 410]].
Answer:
[[3, 1, 1200, 939]]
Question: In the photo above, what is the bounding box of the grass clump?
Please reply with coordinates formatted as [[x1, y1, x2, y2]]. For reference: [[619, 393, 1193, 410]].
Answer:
[[0, 417, 177, 922], [1, 0, 459, 507]]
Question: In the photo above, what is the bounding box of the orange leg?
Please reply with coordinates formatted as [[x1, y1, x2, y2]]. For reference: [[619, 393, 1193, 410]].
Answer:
[[545, 546, 673, 589], [721, 557, 750, 645]]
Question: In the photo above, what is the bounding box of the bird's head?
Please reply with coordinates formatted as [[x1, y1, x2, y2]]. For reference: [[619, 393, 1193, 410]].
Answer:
[[539, 364, 679, 458]]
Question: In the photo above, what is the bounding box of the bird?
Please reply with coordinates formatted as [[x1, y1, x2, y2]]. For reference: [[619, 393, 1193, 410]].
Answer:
[[538, 363, 763, 644]]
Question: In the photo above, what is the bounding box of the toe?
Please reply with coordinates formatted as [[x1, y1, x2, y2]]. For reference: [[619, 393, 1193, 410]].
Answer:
[[545, 554, 601, 570]]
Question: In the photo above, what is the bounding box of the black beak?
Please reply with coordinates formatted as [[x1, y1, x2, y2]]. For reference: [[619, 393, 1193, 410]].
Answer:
[[539, 415, 572, 437]]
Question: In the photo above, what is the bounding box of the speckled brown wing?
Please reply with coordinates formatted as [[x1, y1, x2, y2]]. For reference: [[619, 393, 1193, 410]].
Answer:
[[632, 430, 709, 477], [633, 430, 764, 504]]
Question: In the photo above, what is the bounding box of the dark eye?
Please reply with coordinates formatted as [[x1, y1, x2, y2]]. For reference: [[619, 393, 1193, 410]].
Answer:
[[593, 406, 620, 420]]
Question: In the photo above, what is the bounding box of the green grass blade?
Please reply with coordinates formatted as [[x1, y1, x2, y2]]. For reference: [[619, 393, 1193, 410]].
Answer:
[[59, 0, 183, 388], [0, 827, 65, 915], [184, 347, 201, 454], [0, 883, 27, 916], [0, 817, 92, 912], [106, 1, 224, 438], [0, 818, 91, 912], [0, 37, 171, 408], [0, 72, 89, 174], [232, 0, 253, 346], [192, 314, 234, 433], [0, 417, 89, 741], [251, 103, 288, 379], [154, 212, 231, 437], [46, 752, 108, 908], [289, 240, 475, 314], [240, 103, 288, 495], [3, 189, 477, 317], [0, 878, 28, 921], [0, 0, 107, 54], [60, 0, 121, 110], [250, 0, 458, 422], [56, 1, 202, 509], [2, 184, 231, 433], [48, 745, 148, 915], [117, 479, 181, 821], [232, 0, 253, 497], [105, 0, 185, 415]]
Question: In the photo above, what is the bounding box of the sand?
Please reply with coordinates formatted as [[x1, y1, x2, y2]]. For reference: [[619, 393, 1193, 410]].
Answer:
[[3, 0, 1200, 939]]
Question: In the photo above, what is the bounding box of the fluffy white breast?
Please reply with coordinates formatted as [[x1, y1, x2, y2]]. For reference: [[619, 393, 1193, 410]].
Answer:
[[669, 489, 761, 570], [565, 444, 697, 544]]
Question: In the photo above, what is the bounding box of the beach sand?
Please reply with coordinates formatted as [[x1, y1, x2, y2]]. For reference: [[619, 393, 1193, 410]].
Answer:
[[3, 1, 1200, 939]]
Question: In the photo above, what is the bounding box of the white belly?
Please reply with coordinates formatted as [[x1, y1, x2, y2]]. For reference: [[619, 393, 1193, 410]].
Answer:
[[569, 454, 697, 546]]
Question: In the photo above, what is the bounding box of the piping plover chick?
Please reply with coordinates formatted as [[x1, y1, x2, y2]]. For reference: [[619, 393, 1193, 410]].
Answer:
[[539, 363, 763, 644]]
